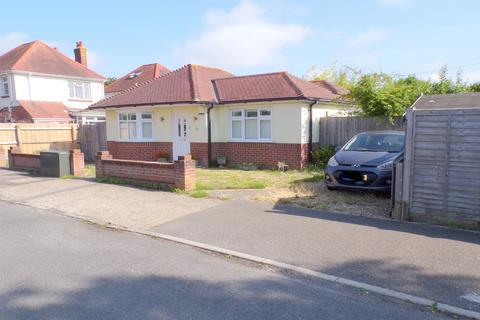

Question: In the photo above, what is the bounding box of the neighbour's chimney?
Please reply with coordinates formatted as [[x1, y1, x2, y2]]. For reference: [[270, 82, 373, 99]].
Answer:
[[74, 41, 87, 66]]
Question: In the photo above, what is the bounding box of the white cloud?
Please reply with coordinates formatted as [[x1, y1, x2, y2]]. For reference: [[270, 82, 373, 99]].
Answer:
[[0, 32, 30, 54], [345, 28, 390, 48], [177, 0, 312, 70]]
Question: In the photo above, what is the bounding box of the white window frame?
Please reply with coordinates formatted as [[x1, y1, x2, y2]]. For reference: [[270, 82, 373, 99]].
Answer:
[[1, 75, 9, 97], [117, 111, 154, 142], [68, 81, 91, 100], [230, 108, 272, 142]]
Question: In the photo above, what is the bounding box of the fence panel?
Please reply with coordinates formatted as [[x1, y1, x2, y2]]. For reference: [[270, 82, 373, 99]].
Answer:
[[79, 122, 107, 162], [0, 123, 78, 165], [318, 116, 404, 147]]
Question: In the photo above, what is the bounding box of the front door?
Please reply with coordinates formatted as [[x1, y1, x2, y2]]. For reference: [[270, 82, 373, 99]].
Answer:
[[172, 112, 190, 160]]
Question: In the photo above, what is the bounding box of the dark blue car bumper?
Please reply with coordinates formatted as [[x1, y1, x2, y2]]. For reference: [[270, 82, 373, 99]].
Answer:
[[324, 165, 393, 192]]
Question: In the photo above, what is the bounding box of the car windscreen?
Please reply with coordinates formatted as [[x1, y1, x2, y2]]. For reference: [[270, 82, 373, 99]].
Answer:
[[343, 133, 405, 152]]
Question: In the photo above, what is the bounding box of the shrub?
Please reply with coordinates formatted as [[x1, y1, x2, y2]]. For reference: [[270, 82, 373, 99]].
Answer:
[[311, 145, 336, 168]]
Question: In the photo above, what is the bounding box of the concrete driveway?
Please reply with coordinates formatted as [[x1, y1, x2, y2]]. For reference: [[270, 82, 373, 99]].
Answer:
[[152, 199, 480, 313], [0, 169, 221, 229]]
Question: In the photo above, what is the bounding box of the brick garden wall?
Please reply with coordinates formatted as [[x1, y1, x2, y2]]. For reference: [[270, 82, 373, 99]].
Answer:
[[8, 147, 41, 171], [107, 141, 308, 169], [95, 151, 195, 191]]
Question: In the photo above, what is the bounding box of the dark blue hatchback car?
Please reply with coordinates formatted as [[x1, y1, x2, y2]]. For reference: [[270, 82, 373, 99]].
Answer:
[[324, 131, 405, 192]]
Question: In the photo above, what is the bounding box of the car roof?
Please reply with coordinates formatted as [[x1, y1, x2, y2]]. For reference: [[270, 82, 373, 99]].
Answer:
[[356, 130, 405, 135]]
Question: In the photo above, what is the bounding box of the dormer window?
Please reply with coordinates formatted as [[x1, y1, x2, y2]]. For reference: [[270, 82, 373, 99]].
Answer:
[[128, 71, 143, 79], [68, 81, 91, 100], [1, 76, 9, 97]]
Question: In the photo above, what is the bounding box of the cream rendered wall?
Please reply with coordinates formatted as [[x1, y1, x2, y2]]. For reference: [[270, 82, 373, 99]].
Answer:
[[212, 101, 304, 144], [302, 104, 345, 143], [12, 73, 104, 109], [106, 105, 208, 143]]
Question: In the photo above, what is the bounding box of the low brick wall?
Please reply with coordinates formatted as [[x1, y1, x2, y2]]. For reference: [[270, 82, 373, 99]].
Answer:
[[8, 147, 85, 176], [95, 151, 196, 191], [8, 147, 41, 172]]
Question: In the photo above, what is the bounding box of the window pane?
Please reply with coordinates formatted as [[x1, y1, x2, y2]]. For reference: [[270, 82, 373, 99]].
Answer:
[[245, 119, 257, 139], [142, 122, 152, 139], [129, 122, 137, 139], [119, 113, 127, 121], [232, 110, 242, 117], [128, 113, 136, 121], [68, 82, 74, 98], [260, 109, 271, 116], [141, 113, 152, 120], [119, 122, 128, 139], [246, 110, 258, 118], [74, 83, 84, 99], [260, 119, 271, 139], [84, 83, 91, 99], [232, 120, 242, 139]]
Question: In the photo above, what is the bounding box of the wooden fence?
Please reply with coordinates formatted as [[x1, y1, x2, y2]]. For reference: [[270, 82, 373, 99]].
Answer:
[[0, 123, 78, 165], [318, 116, 405, 147], [78, 122, 107, 162]]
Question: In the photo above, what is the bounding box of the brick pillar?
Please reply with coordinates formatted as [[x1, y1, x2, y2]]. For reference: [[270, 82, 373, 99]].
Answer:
[[70, 149, 85, 176], [174, 154, 196, 191], [95, 151, 112, 178]]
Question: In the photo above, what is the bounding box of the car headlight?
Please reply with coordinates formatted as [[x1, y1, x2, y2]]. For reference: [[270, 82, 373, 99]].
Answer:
[[377, 160, 393, 170], [328, 157, 339, 167]]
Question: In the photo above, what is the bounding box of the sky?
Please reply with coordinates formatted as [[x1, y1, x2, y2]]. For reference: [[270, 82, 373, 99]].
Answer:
[[2, 0, 480, 82]]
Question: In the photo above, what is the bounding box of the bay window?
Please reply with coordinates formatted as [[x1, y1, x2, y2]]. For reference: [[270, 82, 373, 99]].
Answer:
[[118, 112, 153, 141], [230, 108, 272, 141], [68, 81, 91, 100]]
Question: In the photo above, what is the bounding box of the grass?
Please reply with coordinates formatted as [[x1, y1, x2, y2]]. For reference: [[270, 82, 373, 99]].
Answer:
[[195, 167, 322, 190], [84, 164, 96, 177]]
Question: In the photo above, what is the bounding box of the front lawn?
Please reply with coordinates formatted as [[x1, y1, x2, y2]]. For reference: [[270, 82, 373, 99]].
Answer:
[[195, 168, 322, 190]]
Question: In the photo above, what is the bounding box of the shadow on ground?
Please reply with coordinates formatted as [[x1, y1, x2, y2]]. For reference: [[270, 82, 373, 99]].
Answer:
[[270, 202, 480, 244], [0, 274, 449, 320]]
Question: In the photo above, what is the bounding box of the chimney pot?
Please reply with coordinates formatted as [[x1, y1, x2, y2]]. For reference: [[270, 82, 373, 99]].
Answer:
[[74, 41, 87, 66]]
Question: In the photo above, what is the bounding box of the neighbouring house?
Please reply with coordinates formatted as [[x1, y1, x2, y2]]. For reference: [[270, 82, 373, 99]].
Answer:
[[105, 63, 171, 98], [89, 64, 348, 169], [0, 40, 105, 123]]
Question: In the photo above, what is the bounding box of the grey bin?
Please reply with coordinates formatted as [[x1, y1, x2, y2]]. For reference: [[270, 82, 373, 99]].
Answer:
[[40, 151, 71, 177]]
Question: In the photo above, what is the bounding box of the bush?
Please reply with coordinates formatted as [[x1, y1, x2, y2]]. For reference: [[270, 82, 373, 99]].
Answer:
[[311, 145, 336, 168]]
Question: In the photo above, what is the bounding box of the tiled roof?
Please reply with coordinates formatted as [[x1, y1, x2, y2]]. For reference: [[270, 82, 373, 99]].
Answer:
[[17, 100, 71, 120], [90, 64, 234, 109], [90, 66, 345, 109], [310, 80, 349, 96], [0, 40, 104, 79], [213, 72, 339, 104], [105, 63, 171, 93]]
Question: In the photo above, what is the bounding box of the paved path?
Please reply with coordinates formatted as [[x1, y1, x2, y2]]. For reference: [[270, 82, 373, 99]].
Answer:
[[0, 201, 454, 320], [0, 169, 220, 228], [152, 199, 480, 312]]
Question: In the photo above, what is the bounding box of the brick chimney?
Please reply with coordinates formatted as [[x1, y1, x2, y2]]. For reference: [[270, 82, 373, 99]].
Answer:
[[74, 41, 87, 66]]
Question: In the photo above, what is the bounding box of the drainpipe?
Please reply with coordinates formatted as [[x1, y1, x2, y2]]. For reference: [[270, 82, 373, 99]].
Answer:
[[207, 103, 214, 168], [307, 100, 318, 163]]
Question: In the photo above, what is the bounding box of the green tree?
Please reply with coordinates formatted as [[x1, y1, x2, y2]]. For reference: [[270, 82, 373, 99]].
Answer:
[[104, 77, 117, 86]]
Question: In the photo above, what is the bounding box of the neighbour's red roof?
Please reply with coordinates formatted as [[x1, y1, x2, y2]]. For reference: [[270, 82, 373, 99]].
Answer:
[[309, 80, 349, 96], [105, 63, 171, 93], [213, 72, 339, 103], [0, 40, 104, 79], [90, 64, 234, 108], [17, 100, 71, 120]]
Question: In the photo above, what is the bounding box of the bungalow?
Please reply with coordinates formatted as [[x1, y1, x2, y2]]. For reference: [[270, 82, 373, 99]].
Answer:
[[89, 64, 347, 169]]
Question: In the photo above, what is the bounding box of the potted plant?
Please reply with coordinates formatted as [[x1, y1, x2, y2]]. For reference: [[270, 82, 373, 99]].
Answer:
[[155, 151, 169, 163]]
